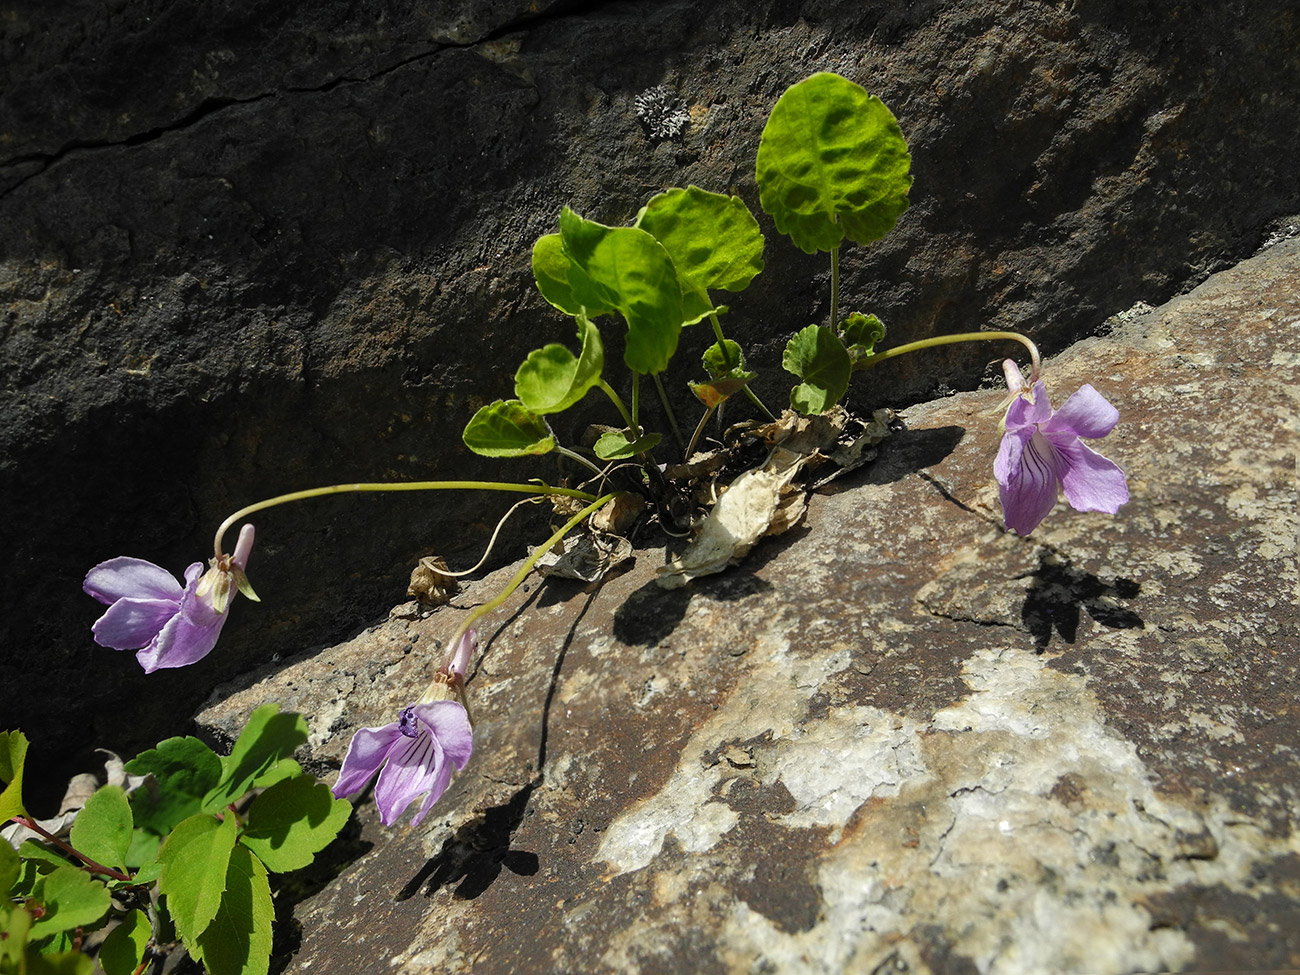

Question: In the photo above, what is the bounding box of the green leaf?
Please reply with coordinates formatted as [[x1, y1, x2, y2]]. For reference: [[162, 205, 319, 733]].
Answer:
[[593, 429, 662, 460], [462, 399, 556, 457], [689, 376, 754, 409], [204, 705, 307, 812], [636, 186, 765, 304], [28, 865, 111, 940], [0, 730, 29, 822], [558, 208, 685, 375], [532, 234, 614, 318], [514, 315, 605, 415], [125, 736, 222, 836], [192, 846, 273, 975], [22, 950, 94, 975], [99, 909, 151, 975], [157, 813, 238, 945], [17, 841, 72, 875], [840, 311, 886, 359], [68, 786, 132, 873], [783, 324, 852, 414], [0, 840, 19, 894], [241, 775, 351, 874], [702, 339, 748, 379], [2, 904, 32, 968], [756, 72, 912, 254]]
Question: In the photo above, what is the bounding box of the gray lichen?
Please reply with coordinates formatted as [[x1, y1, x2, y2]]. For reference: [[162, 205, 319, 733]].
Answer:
[[634, 85, 690, 140]]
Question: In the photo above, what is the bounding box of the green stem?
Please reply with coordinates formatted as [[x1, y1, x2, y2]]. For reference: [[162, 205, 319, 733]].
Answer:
[[708, 311, 735, 370], [742, 385, 777, 421], [651, 373, 686, 455], [631, 373, 641, 432], [596, 379, 636, 431], [685, 403, 718, 460], [214, 480, 599, 557], [853, 331, 1042, 378], [432, 491, 623, 679], [555, 445, 606, 478], [829, 244, 840, 332]]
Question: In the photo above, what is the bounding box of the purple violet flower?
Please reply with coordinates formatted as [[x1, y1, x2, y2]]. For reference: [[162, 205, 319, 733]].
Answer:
[[330, 701, 474, 826], [331, 629, 478, 826], [84, 524, 257, 673], [994, 363, 1129, 535]]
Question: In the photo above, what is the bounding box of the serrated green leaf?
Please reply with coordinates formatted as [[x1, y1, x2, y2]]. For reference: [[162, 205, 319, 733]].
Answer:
[[27, 865, 111, 940], [783, 324, 852, 414], [532, 233, 614, 318], [99, 909, 151, 975], [841, 311, 886, 359], [593, 429, 662, 460], [462, 399, 556, 457], [158, 813, 238, 945], [204, 705, 307, 813], [515, 315, 605, 415], [558, 208, 684, 375], [0, 841, 17, 897], [240, 775, 351, 874], [68, 786, 132, 873], [17, 841, 72, 873], [756, 72, 912, 254], [125, 736, 222, 836], [636, 185, 765, 302], [0, 730, 29, 823], [193, 846, 272, 975]]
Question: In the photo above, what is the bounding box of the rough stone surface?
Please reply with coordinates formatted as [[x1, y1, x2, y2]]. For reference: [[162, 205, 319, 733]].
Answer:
[[198, 238, 1300, 974], [5, 0, 1300, 805]]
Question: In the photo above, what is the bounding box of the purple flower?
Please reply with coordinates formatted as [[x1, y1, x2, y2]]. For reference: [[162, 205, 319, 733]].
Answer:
[[994, 366, 1129, 535], [331, 701, 473, 826], [84, 524, 257, 673]]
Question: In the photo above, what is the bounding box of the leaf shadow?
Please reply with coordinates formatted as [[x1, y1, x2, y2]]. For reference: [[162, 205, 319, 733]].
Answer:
[[1017, 552, 1144, 651]]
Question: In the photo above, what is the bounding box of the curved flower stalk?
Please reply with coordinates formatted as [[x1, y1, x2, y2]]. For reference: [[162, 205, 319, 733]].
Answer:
[[83, 524, 258, 673], [995, 361, 1129, 535], [331, 631, 477, 826]]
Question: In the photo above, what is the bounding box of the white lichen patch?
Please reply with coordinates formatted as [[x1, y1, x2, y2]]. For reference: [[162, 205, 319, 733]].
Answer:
[[600, 644, 1299, 974]]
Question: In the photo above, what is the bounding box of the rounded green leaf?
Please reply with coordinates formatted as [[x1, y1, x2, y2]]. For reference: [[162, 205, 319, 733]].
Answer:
[[636, 186, 765, 297], [515, 315, 605, 415], [0, 838, 19, 894], [462, 400, 556, 457], [756, 72, 912, 254], [158, 813, 239, 945], [126, 736, 222, 836], [0, 730, 29, 822], [241, 775, 352, 874], [531, 234, 613, 318], [69, 786, 132, 873], [558, 208, 684, 375], [100, 909, 151, 975], [193, 845, 272, 975], [593, 429, 662, 460], [702, 339, 747, 379], [28, 865, 112, 939], [783, 324, 851, 414], [204, 704, 308, 812]]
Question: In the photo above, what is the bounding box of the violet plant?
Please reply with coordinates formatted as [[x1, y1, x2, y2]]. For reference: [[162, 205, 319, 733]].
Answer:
[[5, 70, 1130, 975]]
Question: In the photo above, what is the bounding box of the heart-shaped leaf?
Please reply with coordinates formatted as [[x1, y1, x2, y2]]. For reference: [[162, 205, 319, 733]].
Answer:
[[783, 324, 851, 413], [756, 72, 912, 254], [463, 400, 556, 457], [515, 314, 605, 415], [593, 429, 663, 460]]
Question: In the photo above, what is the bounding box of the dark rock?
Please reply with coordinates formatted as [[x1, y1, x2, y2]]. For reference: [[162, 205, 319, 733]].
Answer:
[[197, 238, 1300, 973], [3, 1, 1299, 800]]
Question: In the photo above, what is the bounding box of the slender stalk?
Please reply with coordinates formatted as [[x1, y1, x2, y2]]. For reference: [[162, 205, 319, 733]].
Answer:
[[596, 378, 636, 431], [829, 244, 840, 331], [555, 445, 606, 478], [685, 403, 718, 461], [706, 309, 775, 420], [214, 480, 599, 557], [630, 373, 641, 432], [854, 330, 1042, 379], [651, 373, 686, 455], [742, 385, 777, 421], [431, 492, 623, 680], [11, 816, 132, 883]]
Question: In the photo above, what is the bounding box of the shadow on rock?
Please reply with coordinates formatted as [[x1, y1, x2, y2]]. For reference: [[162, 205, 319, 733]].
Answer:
[[1018, 553, 1143, 650], [829, 423, 967, 490], [397, 780, 541, 902]]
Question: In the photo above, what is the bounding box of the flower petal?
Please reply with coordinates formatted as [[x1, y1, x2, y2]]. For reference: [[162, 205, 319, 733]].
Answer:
[[83, 558, 183, 605], [410, 702, 474, 771], [410, 754, 457, 826], [332, 723, 404, 799], [1054, 439, 1130, 514], [1003, 381, 1053, 432], [373, 731, 443, 826], [1044, 384, 1119, 440], [998, 430, 1062, 535], [134, 609, 229, 673], [90, 597, 178, 650]]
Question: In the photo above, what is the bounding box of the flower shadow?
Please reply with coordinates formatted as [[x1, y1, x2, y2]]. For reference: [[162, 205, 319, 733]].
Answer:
[[1017, 552, 1143, 651]]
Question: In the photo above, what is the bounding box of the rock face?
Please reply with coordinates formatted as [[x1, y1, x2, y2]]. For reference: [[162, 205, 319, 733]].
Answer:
[[198, 237, 1300, 974], [4, 2, 1300, 802]]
